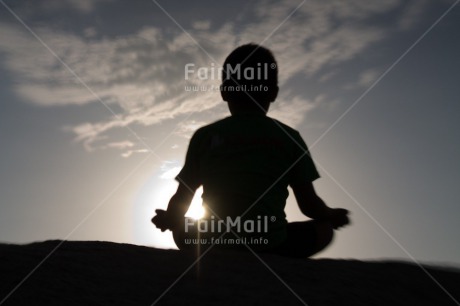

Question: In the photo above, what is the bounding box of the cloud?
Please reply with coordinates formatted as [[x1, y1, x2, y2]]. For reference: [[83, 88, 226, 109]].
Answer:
[[159, 161, 182, 179], [20, 0, 113, 14], [270, 94, 324, 127], [159, 166, 181, 180], [83, 27, 97, 38], [174, 120, 209, 138], [106, 140, 135, 149], [398, 0, 429, 30], [121, 149, 149, 158], [244, 0, 399, 82], [108, 140, 150, 158], [342, 68, 380, 90], [192, 20, 211, 31], [0, 0, 428, 153], [357, 69, 380, 88]]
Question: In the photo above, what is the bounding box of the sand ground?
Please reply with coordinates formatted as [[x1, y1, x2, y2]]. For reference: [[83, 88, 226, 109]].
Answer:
[[1, 240, 459, 305]]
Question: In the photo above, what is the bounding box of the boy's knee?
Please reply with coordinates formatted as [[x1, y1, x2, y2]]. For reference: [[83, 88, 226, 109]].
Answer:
[[315, 221, 334, 250]]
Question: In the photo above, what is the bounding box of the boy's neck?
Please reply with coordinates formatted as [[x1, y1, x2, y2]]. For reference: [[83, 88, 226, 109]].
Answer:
[[227, 100, 270, 116], [231, 110, 267, 116]]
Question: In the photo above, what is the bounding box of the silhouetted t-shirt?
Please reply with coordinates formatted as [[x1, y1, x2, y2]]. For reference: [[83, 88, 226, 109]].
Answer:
[[176, 113, 319, 249]]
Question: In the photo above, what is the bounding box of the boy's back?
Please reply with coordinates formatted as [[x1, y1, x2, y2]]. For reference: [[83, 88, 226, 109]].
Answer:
[[176, 113, 319, 247]]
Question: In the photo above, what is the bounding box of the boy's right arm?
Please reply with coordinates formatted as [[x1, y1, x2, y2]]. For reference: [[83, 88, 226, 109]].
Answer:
[[291, 181, 350, 229], [152, 183, 195, 232], [153, 129, 202, 232]]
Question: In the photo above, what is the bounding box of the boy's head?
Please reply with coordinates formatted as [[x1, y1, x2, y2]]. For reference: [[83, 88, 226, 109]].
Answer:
[[221, 44, 278, 114]]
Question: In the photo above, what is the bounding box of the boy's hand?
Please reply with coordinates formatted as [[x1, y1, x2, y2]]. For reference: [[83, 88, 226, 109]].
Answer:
[[327, 208, 350, 229], [151, 209, 180, 232]]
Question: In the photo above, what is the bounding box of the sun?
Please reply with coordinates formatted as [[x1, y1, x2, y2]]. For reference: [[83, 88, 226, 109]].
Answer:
[[133, 175, 205, 250], [185, 186, 205, 219]]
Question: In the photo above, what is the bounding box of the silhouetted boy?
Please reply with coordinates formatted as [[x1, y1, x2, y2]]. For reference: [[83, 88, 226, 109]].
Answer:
[[152, 44, 349, 258]]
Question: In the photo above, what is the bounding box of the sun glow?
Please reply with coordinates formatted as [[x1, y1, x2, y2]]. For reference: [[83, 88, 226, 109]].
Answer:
[[133, 171, 206, 250], [185, 186, 205, 220]]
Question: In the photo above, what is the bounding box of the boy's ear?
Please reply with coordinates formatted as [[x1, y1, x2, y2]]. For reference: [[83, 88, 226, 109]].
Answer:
[[268, 85, 279, 103], [221, 85, 229, 102]]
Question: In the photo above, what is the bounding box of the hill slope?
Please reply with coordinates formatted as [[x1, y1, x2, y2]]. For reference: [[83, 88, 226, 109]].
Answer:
[[0, 240, 459, 305]]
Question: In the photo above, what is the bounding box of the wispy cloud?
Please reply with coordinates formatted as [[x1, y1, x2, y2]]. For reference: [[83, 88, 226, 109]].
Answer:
[[13, 0, 114, 15], [342, 69, 380, 90], [121, 149, 149, 158], [398, 0, 430, 30], [174, 120, 209, 139], [0, 0, 429, 152], [159, 160, 181, 179]]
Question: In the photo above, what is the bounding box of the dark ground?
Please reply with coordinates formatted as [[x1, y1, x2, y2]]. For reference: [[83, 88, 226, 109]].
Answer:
[[0, 240, 459, 305]]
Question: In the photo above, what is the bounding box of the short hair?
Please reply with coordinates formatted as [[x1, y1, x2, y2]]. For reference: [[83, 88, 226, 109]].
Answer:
[[221, 43, 278, 104]]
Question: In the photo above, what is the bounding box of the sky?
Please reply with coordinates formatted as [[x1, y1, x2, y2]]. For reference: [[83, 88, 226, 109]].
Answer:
[[0, 0, 459, 266]]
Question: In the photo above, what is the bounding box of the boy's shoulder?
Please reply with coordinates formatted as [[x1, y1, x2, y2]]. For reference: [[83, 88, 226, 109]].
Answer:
[[188, 115, 308, 154], [195, 115, 300, 136]]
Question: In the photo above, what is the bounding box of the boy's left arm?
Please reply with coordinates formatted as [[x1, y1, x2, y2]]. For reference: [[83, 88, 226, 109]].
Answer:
[[152, 183, 196, 232], [292, 181, 350, 229]]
